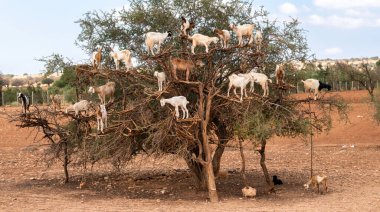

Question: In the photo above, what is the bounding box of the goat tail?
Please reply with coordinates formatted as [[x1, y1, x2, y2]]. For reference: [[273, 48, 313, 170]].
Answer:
[[300, 80, 305, 83], [267, 79, 272, 83]]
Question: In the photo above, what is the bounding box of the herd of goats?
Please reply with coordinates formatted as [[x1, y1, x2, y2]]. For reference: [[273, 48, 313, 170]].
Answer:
[[15, 17, 332, 194]]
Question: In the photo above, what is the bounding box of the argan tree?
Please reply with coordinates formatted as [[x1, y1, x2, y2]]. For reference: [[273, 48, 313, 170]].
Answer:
[[13, 0, 347, 203]]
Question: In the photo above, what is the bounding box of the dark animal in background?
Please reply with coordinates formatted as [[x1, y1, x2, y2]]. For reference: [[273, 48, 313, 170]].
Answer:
[[318, 81, 332, 91], [17, 92, 30, 114], [181, 16, 195, 36], [272, 175, 283, 185]]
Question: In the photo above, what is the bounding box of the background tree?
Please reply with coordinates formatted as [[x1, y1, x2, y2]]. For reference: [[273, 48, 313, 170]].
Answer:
[[36, 53, 73, 76], [11, 78, 26, 87], [336, 62, 380, 101], [41, 78, 54, 87]]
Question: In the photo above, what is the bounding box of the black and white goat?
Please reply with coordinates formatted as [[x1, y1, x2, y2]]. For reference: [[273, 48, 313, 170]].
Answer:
[[17, 92, 30, 114], [301, 79, 332, 100]]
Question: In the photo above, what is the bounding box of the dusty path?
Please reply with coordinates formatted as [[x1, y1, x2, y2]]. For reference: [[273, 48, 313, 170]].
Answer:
[[0, 90, 379, 211]]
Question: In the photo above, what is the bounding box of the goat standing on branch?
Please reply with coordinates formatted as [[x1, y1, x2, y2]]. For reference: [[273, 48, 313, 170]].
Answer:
[[154, 71, 166, 91], [214, 29, 231, 49], [227, 74, 254, 102], [144, 31, 172, 56], [160, 96, 190, 119], [301, 79, 331, 100], [109, 47, 132, 71], [17, 92, 30, 114], [65, 100, 91, 117], [229, 23, 255, 47], [88, 82, 116, 104], [170, 57, 204, 81], [275, 64, 285, 86], [254, 30, 263, 52], [187, 33, 219, 54], [91, 47, 102, 69], [96, 104, 107, 133], [181, 17, 195, 36], [239, 68, 272, 97]]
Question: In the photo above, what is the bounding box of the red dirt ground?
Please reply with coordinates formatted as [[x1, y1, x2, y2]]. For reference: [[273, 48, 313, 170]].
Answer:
[[0, 90, 379, 211]]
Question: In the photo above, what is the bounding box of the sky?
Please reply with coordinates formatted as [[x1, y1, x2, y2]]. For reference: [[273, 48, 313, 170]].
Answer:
[[0, 0, 379, 75]]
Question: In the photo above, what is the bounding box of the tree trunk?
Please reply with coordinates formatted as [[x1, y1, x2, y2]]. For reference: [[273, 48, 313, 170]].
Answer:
[[238, 137, 248, 187], [259, 139, 274, 191], [184, 151, 207, 189], [198, 84, 218, 202], [63, 141, 69, 183], [212, 118, 229, 176]]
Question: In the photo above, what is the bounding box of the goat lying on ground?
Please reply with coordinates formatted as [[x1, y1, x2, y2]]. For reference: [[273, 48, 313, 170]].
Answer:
[[227, 74, 254, 102], [187, 33, 219, 54], [229, 24, 255, 46], [304, 174, 328, 194], [181, 17, 195, 36], [65, 100, 91, 117], [301, 79, 332, 100], [91, 47, 102, 69], [170, 57, 205, 81], [145, 31, 172, 56], [17, 92, 30, 114], [160, 96, 189, 119], [88, 82, 116, 104], [272, 175, 283, 185], [96, 104, 107, 133], [153, 71, 166, 91], [109, 47, 132, 71], [242, 186, 257, 198], [214, 29, 230, 49]]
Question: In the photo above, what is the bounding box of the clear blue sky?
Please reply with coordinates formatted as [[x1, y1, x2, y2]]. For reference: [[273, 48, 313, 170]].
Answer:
[[0, 0, 379, 75]]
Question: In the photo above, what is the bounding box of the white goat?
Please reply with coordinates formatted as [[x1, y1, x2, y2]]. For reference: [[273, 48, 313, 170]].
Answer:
[[254, 30, 263, 52], [181, 17, 195, 36], [227, 74, 254, 102], [65, 100, 91, 117], [91, 47, 102, 69], [153, 71, 166, 91], [242, 186, 257, 198], [239, 68, 272, 97], [109, 48, 132, 71], [145, 31, 172, 56], [160, 96, 189, 119], [187, 33, 219, 54], [301, 79, 332, 100], [229, 24, 255, 47], [88, 82, 116, 104], [96, 104, 107, 133], [214, 29, 231, 49]]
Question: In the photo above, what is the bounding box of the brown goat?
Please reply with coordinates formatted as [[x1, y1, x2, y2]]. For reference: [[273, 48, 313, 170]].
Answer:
[[170, 57, 204, 81], [91, 47, 102, 69], [275, 64, 285, 86]]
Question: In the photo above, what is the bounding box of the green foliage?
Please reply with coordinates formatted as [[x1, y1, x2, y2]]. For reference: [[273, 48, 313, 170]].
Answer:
[[36, 53, 72, 76], [41, 78, 54, 85]]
